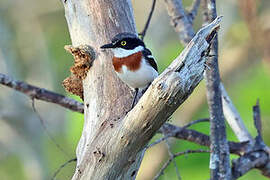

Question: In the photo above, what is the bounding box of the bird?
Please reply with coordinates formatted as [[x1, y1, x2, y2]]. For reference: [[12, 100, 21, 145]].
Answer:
[[100, 32, 158, 108]]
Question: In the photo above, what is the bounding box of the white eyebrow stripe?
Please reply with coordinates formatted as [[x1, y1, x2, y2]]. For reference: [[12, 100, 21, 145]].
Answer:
[[113, 46, 144, 58]]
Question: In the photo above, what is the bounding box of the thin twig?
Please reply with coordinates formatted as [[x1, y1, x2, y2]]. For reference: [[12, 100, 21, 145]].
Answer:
[[0, 73, 84, 113], [164, 0, 251, 147], [31, 99, 69, 156], [164, 138, 182, 180], [253, 99, 262, 137], [139, 0, 157, 40], [147, 132, 175, 149], [182, 118, 209, 129], [51, 158, 77, 180], [163, 0, 270, 178], [153, 149, 210, 180]]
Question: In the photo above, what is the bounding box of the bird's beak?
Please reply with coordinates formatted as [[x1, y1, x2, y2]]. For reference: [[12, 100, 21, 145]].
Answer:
[[100, 43, 114, 49]]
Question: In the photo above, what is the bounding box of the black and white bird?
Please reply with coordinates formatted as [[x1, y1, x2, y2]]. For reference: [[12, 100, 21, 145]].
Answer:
[[100, 32, 158, 108]]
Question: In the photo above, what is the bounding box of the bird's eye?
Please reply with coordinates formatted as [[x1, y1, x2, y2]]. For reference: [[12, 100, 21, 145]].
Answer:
[[121, 41, 127, 46]]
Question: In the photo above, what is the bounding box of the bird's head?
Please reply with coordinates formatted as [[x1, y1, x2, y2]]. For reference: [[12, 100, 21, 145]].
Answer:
[[100, 32, 145, 58]]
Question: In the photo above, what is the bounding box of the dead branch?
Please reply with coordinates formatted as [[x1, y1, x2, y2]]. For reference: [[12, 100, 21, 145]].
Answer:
[[0, 73, 249, 157], [52, 158, 77, 180], [163, 0, 251, 146], [231, 101, 270, 179], [71, 16, 222, 179], [64, 1, 138, 179], [182, 118, 209, 129], [160, 123, 247, 156], [154, 149, 210, 179], [220, 83, 253, 142], [232, 151, 270, 179], [163, 0, 270, 178], [163, 136, 182, 180], [31, 99, 68, 156], [202, 0, 232, 178], [164, 0, 195, 45], [0, 73, 84, 113]]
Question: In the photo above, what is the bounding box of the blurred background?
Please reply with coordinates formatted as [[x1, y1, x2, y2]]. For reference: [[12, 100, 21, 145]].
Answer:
[[0, 0, 270, 179]]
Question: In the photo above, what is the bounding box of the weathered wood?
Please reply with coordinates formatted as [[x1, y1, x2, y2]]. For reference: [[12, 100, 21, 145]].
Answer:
[[69, 8, 220, 178], [164, 0, 195, 45], [164, 0, 253, 146], [220, 83, 253, 142], [202, 0, 231, 179], [64, 0, 221, 179], [63, 0, 136, 179]]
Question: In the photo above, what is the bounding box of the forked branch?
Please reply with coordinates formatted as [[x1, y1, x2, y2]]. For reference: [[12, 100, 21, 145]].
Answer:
[[72, 17, 223, 179]]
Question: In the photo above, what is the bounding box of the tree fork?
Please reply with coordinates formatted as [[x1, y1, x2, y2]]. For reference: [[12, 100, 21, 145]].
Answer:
[[63, 0, 221, 179]]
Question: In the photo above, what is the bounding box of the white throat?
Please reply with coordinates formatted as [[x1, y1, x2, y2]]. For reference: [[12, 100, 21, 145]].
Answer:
[[112, 46, 144, 58]]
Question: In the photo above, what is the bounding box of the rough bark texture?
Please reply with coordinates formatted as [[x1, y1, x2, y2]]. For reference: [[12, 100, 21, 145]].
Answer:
[[202, 0, 232, 179], [164, 0, 195, 45], [63, 0, 136, 179], [63, 0, 221, 177], [164, 0, 252, 146]]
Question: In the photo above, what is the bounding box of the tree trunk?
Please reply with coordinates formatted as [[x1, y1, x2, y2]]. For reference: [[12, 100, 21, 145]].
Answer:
[[63, 0, 221, 179], [63, 0, 137, 179]]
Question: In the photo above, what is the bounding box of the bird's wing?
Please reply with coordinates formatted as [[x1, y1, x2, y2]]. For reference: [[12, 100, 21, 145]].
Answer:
[[142, 48, 158, 72]]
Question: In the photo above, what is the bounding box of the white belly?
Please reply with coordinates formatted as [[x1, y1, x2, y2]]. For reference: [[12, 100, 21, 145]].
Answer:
[[116, 59, 158, 90]]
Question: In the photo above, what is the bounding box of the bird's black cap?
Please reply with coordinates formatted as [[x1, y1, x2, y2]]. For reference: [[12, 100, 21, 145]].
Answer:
[[101, 32, 145, 50], [111, 32, 139, 43]]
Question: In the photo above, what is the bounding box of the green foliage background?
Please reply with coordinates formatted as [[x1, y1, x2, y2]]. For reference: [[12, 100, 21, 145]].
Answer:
[[0, 0, 269, 179]]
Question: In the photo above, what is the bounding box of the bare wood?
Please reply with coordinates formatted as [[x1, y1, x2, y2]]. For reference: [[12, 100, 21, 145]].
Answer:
[[232, 151, 270, 179], [0, 73, 84, 113], [63, 0, 137, 179], [164, 0, 195, 45], [202, 0, 231, 179], [232, 100, 270, 179], [0, 72, 250, 157], [65, 4, 221, 177], [110, 17, 221, 179], [160, 123, 246, 156], [220, 83, 253, 142], [164, 0, 252, 146]]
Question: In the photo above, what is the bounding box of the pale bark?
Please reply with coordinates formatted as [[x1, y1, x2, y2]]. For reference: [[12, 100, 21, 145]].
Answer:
[[220, 83, 253, 142], [164, 0, 195, 44], [63, 0, 222, 179], [63, 0, 136, 179]]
